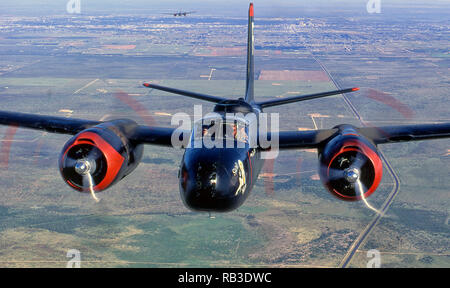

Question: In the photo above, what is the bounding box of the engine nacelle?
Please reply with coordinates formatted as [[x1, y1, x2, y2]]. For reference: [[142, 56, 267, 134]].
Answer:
[[59, 120, 143, 193], [318, 125, 382, 201]]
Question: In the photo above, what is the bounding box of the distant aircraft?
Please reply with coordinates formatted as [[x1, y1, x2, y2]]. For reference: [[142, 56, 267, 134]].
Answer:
[[0, 3, 449, 212], [164, 11, 196, 17]]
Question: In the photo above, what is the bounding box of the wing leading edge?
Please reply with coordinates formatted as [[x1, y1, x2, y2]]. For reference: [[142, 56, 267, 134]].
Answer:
[[0, 110, 179, 147], [1, 110, 449, 149], [0, 110, 100, 135], [274, 122, 450, 150], [358, 123, 450, 144]]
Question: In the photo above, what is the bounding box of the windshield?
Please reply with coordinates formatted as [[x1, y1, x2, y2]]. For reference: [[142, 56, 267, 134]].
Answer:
[[190, 116, 249, 148]]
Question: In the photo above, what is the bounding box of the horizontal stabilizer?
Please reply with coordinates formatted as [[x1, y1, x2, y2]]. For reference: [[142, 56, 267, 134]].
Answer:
[[257, 87, 359, 108], [143, 83, 227, 103]]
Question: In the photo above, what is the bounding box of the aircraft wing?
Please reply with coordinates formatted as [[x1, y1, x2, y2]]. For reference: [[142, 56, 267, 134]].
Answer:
[[162, 11, 196, 15], [357, 123, 450, 144], [0, 110, 180, 147], [131, 125, 187, 147], [274, 122, 450, 150], [0, 110, 100, 135], [1, 110, 449, 149], [274, 128, 338, 149]]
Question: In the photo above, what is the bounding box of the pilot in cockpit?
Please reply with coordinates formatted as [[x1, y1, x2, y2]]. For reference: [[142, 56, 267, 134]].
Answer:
[[198, 119, 248, 143]]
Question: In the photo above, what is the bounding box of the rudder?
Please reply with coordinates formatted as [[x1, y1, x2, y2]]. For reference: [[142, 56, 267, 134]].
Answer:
[[245, 3, 255, 103]]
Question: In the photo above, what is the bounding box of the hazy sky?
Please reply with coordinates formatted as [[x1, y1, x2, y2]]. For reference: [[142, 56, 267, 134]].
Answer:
[[0, 0, 449, 17]]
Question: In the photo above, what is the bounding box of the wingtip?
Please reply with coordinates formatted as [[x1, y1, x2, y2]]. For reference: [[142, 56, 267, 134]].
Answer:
[[351, 87, 360, 91], [249, 3, 254, 17], [143, 83, 150, 87]]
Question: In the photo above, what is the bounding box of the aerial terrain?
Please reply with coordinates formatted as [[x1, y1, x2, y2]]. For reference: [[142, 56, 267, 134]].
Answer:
[[0, 0, 448, 267]]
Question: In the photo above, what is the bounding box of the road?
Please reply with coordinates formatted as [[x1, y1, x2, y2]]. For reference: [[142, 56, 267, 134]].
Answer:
[[313, 56, 402, 268]]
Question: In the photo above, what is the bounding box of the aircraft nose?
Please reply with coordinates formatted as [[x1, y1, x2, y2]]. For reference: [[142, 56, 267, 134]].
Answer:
[[179, 161, 242, 212]]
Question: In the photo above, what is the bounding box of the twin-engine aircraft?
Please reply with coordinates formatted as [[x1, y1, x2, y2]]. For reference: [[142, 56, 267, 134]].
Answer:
[[164, 11, 196, 17], [0, 3, 449, 212]]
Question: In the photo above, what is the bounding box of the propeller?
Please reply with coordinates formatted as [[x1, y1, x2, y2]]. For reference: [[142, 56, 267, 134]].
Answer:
[[363, 88, 414, 120], [77, 154, 101, 203], [326, 150, 381, 213], [327, 151, 369, 181], [63, 144, 106, 202], [355, 177, 381, 214], [84, 172, 100, 202], [113, 90, 156, 126]]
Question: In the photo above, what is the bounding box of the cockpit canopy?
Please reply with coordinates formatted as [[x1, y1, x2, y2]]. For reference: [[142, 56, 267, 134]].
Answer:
[[190, 115, 250, 148]]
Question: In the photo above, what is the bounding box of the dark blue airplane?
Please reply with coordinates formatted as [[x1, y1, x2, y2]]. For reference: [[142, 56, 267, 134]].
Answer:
[[0, 3, 448, 212]]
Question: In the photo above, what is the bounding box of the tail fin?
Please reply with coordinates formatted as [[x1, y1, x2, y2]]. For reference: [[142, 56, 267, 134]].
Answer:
[[245, 3, 255, 103]]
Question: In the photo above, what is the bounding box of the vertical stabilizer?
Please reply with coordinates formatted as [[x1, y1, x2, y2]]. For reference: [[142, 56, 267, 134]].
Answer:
[[245, 3, 255, 102]]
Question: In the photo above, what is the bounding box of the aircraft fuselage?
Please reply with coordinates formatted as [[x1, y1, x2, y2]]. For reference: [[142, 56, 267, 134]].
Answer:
[[179, 100, 265, 212]]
